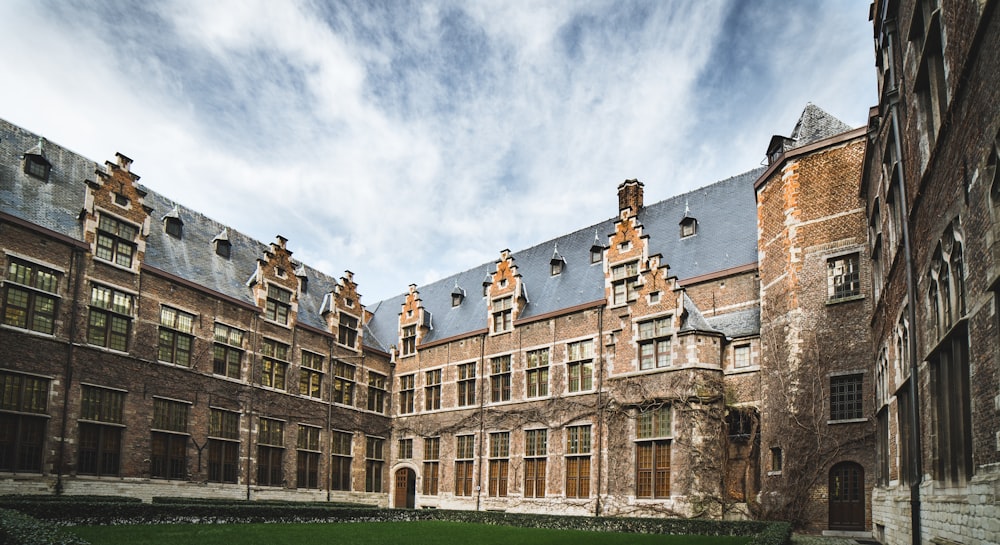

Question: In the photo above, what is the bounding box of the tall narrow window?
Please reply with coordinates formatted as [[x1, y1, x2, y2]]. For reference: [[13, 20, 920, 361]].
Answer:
[[208, 409, 239, 483], [260, 339, 289, 391], [457, 363, 476, 406], [638, 316, 671, 370], [401, 325, 416, 356], [488, 432, 509, 497], [611, 261, 639, 305], [567, 340, 594, 393], [2, 258, 59, 334], [0, 371, 49, 473], [95, 214, 138, 268], [565, 425, 591, 498], [524, 429, 547, 498], [264, 284, 292, 325], [213, 323, 244, 379], [635, 406, 671, 498], [365, 436, 384, 492], [338, 313, 358, 348], [296, 425, 321, 489], [331, 431, 352, 491], [398, 438, 413, 459], [367, 372, 386, 413], [492, 296, 513, 333], [423, 437, 440, 495], [526, 349, 549, 398], [770, 447, 783, 472], [78, 385, 124, 477], [158, 306, 195, 366], [399, 374, 415, 414], [151, 398, 189, 480], [425, 369, 442, 410], [298, 351, 324, 399], [455, 435, 475, 496], [332, 361, 356, 405], [257, 418, 284, 486], [490, 355, 511, 403], [87, 284, 134, 351]]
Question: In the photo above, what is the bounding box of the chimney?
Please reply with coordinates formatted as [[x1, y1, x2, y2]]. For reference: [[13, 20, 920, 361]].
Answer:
[[618, 179, 644, 213]]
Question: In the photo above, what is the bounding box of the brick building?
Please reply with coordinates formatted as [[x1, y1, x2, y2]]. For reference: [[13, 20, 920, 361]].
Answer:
[[1, 101, 881, 533], [864, 1, 1000, 544]]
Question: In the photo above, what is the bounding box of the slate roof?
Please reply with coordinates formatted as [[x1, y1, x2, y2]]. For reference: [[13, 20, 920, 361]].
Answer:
[[706, 307, 761, 339], [788, 103, 853, 149], [1, 119, 346, 334]]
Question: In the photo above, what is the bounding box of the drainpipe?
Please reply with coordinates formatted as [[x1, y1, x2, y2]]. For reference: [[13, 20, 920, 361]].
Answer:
[[325, 334, 335, 502], [594, 305, 605, 517], [475, 332, 487, 511], [247, 313, 261, 501], [55, 246, 86, 495], [881, 6, 922, 540]]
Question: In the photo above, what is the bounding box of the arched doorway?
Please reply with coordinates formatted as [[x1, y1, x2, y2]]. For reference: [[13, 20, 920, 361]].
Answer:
[[393, 467, 416, 508], [829, 461, 865, 530]]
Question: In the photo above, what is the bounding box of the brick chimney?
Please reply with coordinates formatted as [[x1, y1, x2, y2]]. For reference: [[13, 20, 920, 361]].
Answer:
[[618, 179, 644, 213]]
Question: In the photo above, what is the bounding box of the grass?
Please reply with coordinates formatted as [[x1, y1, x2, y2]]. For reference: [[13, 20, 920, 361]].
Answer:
[[68, 520, 753, 545]]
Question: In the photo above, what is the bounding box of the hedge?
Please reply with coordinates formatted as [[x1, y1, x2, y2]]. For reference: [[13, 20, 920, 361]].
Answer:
[[0, 509, 90, 545], [0, 499, 790, 545]]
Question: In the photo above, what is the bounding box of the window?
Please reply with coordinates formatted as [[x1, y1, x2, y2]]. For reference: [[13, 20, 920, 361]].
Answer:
[[260, 339, 289, 391], [567, 340, 594, 393], [95, 214, 138, 268], [733, 344, 751, 369], [455, 435, 475, 496], [78, 386, 124, 477], [299, 351, 324, 398], [338, 313, 358, 348], [770, 447, 783, 472], [928, 225, 965, 337], [257, 418, 284, 486], [488, 432, 509, 497], [830, 374, 863, 421], [680, 217, 697, 237], [264, 284, 292, 325], [332, 361, 355, 405], [423, 437, 440, 495], [402, 325, 416, 356], [208, 409, 239, 483], [726, 407, 755, 442], [425, 369, 442, 410], [526, 349, 549, 398], [399, 375, 415, 414], [87, 284, 134, 351], [457, 363, 476, 406], [524, 429, 547, 498], [492, 296, 513, 333], [151, 398, 189, 480], [331, 430, 352, 491], [648, 291, 661, 304], [158, 306, 194, 366], [367, 372, 386, 413], [212, 323, 244, 379], [490, 356, 511, 403], [398, 438, 413, 459], [910, 0, 947, 156], [2, 258, 59, 334], [897, 382, 915, 485], [611, 261, 640, 306], [590, 247, 603, 264], [214, 239, 231, 259], [550, 259, 564, 276], [565, 425, 591, 498], [365, 436, 384, 492], [164, 217, 183, 238], [0, 372, 48, 472], [827, 254, 861, 300], [296, 426, 321, 489], [24, 155, 50, 180], [635, 406, 671, 498], [638, 317, 671, 370], [930, 322, 972, 486], [876, 407, 890, 486]]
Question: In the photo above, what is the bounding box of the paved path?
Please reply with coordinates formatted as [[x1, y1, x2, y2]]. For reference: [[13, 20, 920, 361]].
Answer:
[[791, 535, 875, 545]]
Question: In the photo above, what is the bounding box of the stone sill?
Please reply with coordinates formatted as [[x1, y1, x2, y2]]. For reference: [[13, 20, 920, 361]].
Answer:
[[825, 294, 865, 306]]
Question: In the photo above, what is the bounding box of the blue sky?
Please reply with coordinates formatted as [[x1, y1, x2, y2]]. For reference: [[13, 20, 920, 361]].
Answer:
[[0, 0, 877, 302]]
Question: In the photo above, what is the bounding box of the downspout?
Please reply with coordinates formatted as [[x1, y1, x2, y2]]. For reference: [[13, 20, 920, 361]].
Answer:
[[55, 245, 86, 495], [475, 332, 487, 511], [247, 313, 261, 501], [594, 305, 605, 516], [881, 6, 922, 539], [325, 333, 335, 502]]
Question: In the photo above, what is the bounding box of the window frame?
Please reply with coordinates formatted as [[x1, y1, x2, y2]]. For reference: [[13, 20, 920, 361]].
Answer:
[[87, 284, 135, 352], [157, 306, 195, 367], [95, 214, 138, 269], [2, 258, 60, 335], [212, 323, 244, 379], [260, 338, 290, 391]]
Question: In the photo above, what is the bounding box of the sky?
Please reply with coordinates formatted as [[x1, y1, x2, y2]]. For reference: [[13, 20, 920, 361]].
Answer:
[[0, 0, 877, 303]]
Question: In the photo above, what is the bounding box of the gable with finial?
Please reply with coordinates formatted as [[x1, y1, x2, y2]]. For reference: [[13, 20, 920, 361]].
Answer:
[[82, 152, 152, 272]]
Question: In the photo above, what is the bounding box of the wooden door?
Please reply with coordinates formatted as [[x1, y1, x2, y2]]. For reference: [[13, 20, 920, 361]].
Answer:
[[394, 468, 415, 508], [829, 462, 865, 530]]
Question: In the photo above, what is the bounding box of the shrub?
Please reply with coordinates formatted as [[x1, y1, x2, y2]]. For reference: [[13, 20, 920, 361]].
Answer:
[[0, 508, 90, 545]]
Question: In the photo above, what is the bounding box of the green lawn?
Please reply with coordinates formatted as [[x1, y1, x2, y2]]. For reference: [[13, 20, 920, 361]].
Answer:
[[69, 520, 753, 545]]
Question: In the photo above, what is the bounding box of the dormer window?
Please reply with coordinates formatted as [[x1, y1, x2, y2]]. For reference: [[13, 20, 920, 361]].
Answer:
[[215, 239, 231, 258], [24, 155, 51, 181], [551, 260, 564, 276], [680, 217, 697, 238], [451, 285, 465, 307], [164, 217, 182, 238]]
